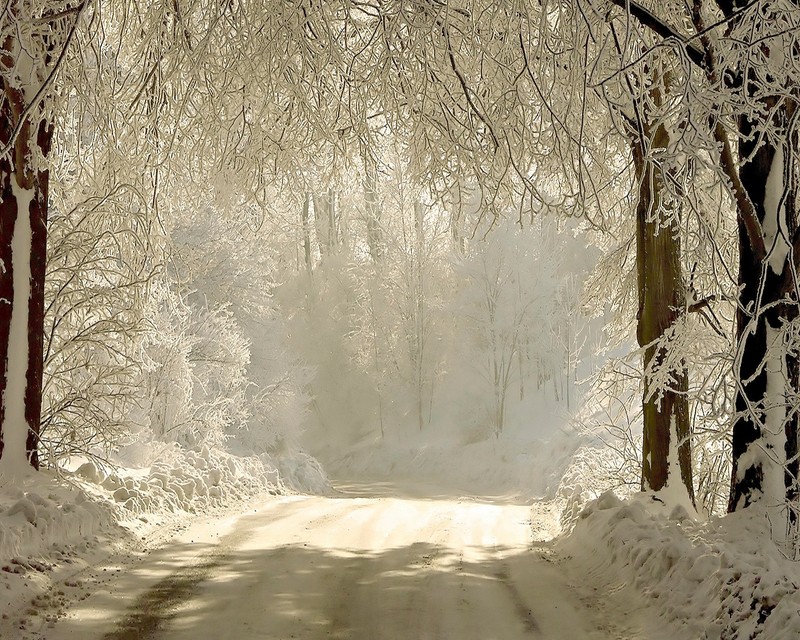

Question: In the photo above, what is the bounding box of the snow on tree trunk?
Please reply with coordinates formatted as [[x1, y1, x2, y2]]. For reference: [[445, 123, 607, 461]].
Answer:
[[632, 124, 694, 507], [1, 182, 34, 473], [730, 127, 798, 513], [0, 14, 55, 473]]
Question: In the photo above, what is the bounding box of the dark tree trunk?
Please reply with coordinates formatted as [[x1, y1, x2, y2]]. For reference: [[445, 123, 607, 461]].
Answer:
[[632, 124, 694, 504], [729, 113, 798, 512], [785, 126, 800, 519], [787, 346, 800, 518], [0, 62, 53, 471], [685, 0, 800, 514], [25, 120, 53, 470]]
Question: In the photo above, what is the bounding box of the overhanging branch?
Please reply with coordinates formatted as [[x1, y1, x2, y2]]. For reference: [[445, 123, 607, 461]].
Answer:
[[605, 0, 706, 68]]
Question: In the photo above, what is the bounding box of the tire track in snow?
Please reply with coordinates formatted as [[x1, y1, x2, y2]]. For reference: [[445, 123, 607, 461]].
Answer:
[[494, 564, 542, 635], [99, 503, 347, 640], [99, 517, 260, 640]]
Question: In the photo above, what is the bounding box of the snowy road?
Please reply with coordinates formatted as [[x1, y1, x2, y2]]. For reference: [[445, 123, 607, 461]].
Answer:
[[45, 483, 643, 640]]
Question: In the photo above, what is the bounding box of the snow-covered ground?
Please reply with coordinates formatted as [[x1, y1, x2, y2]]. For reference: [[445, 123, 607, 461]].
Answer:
[[3, 432, 800, 640], [38, 481, 666, 640], [561, 491, 800, 640], [0, 443, 327, 638], [328, 432, 800, 640]]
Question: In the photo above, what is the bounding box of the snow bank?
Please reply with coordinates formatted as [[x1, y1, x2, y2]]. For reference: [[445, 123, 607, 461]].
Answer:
[[560, 491, 800, 639], [83, 444, 330, 517], [0, 443, 328, 635], [78, 446, 277, 517], [0, 444, 328, 565], [0, 476, 115, 564]]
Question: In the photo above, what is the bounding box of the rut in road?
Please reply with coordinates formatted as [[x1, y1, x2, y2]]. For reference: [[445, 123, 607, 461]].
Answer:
[[48, 484, 629, 640]]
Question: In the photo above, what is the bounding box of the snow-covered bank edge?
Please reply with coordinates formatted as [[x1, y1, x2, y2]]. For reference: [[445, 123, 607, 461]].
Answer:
[[556, 490, 800, 640], [0, 445, 328, 637]]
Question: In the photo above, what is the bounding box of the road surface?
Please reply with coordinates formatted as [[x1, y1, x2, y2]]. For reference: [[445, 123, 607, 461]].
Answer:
[[45, 482, 647, 639]]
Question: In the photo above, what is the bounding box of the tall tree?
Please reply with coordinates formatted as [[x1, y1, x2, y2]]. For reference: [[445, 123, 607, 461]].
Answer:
[[630, 99, 694, 503], [698, 0, 800, 514], [600, 0, 800, 515], [0, 2, 85, 473]]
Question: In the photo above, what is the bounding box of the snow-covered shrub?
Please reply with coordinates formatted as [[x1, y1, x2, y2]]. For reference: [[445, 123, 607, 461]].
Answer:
[[138, 283, 253, 447], [41, 186, 156, 466], [558, 442, 639, 530], [235, 370, 311, 455], [557, 356, 643, 528], [187, 304, 251, 439], [138, 284, 197, 444], [275, 449, 330, 495], [166, 201, 314, 457]]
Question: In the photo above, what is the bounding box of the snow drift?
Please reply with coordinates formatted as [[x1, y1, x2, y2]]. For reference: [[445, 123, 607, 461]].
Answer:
[[560, 491, 800, 640]]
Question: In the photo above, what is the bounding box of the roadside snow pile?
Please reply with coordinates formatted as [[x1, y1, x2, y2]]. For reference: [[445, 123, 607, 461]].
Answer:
[[0, 469, 121, 636], [0, 473, 116, 563], [0, 444, 329, 565], [0, 444, 328, 635], [74, 445, 279, 517], [560, 491, 800, 640]]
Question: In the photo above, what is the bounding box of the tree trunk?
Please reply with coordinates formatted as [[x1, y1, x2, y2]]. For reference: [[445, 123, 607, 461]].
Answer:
[[681, 0, 800, 516], [313, 192, 329, 257], [729, 112, 798, 513], [328, 188, 338, 251], [632, 124, 694, 505], [785, 127, 800, 527], [0, 53, 54, 472], [414, 201, 425, 431]]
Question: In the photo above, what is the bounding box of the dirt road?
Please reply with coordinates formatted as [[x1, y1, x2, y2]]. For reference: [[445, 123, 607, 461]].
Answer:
[[45, 483, 638, 640]]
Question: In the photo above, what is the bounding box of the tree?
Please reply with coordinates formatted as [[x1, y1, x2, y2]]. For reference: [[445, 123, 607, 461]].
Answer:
[[566, 0, 800, 532], [499, 2, 700, 503], [0, 2, 86, 473], [455, 223, 552, 436], [0, 0, 360, 469], [631, 109, 693, 503], [699, 0, 800, 516], [595, 0, 800, 517]]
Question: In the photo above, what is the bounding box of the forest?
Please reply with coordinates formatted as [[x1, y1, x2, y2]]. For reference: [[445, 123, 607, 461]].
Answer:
[[1, 1, 800, 639]]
